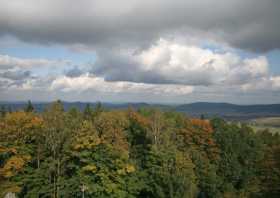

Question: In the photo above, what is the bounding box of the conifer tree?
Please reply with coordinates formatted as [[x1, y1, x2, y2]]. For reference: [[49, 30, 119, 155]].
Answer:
[[0, 105, 6, 117], [25, 100, 34, 112]]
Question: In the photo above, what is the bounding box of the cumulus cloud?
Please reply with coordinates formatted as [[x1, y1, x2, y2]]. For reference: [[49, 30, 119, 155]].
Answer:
[[1, 39, 277, 100], [93, 39, 270, 86], [0, 54, 73, 91], [241, 76, 280, 92], [0, 0, 279, 51], [0, 0, 279, 103]]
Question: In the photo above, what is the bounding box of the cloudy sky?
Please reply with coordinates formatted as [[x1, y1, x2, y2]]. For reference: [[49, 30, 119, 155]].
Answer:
[[0, 0, 280, 104]]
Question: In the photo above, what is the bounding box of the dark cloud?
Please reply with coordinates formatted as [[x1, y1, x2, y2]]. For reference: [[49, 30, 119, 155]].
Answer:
[[65, 67, 83, 77], [0, 0, 280, 104], [0, 70, 31, 81], [92, 49, 174, 84], [0, 0, 279, 52], [0, 70, 35, 90]]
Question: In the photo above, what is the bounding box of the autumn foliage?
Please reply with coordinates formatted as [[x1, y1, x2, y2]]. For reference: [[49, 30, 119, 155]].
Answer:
[[0, 102, 279, 197]]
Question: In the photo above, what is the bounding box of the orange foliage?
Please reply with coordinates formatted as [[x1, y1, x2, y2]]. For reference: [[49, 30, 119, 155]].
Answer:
[[0, 146, 17, 155], [95, 111, 129, 155], [127, 109, 151, 128], [178, 118, 220, 161], [190, 119, 213, 133]]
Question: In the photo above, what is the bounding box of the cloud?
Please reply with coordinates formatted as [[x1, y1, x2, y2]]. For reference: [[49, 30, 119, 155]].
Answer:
[[0, 0, 279, 105], [50, 73, 194, 95], [0, 41, 278, 104], [0, 71, 36, 91], [0, 70, 31, 80], [0, 0, 279, 52], [93, 39, 269, 86], [0, 54, 70, 70], [241, 76, 280, 92], [65, 66, 84, 77], [0, 54, 73, 91]]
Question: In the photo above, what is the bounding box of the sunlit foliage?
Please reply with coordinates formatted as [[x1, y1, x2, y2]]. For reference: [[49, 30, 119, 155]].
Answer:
[[0, 102, 278, 197]]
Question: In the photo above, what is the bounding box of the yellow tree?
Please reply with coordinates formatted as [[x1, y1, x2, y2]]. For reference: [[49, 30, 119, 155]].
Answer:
[[0, 111, 42, 195], [94, 111, 129, 156]]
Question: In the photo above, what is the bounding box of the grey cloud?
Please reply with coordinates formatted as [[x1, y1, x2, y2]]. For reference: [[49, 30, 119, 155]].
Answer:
[[92, 48, 216, 86], [92, 50, 174, 84], [0, 0, 279, 52], [65, 67, 84, 77], [0, 70, 31, 81], [91, 40, 270, 86], [0, 54, 71, 69], [0, 70, 35, 90], [0, 79, 11, 89]]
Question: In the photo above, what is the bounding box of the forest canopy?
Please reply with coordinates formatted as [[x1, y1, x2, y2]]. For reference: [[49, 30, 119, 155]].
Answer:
[[0, 101, 279, 197]]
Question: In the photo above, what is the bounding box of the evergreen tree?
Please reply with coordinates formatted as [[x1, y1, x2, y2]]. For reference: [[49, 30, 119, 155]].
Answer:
[[0, 105, 6, 118], [24, 100, 34, 112], [83, 103, 94, 120], [94, 101, 103, 116], [200, 114, 205, 120]]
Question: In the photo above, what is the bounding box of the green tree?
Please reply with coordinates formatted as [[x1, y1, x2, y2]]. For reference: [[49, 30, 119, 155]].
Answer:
[[258, 132, 280, 197], [140, 147, 197, 198], [83, 103, 94, 121], [0, 105, 6, 118], [94, 102, 103, 116], [24, 100, 34, 112], [41, 100, 69, 197], [211, 119, 264, 197]]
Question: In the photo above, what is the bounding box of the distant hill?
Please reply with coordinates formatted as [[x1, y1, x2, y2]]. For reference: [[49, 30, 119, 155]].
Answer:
[[1, 101, 280, 120], [175, 102, 280, 120]]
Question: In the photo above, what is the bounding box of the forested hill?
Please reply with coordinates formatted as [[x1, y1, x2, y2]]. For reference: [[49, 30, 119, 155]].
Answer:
[[1, 101, 280, 197], [1, 101, 280, 120], [176, 102, 280, 120]]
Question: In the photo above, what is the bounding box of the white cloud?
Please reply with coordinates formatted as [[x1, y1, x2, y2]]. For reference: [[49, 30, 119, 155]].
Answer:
[[50, 73, 194, 95], [241, 76, 280, 91], [94, 39, 269, 86], [0, 54, 72, 91], [0, 54, 70, 70]]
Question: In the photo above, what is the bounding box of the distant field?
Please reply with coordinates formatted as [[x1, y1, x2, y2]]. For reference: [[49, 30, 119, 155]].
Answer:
[[251, 117, 280, 127], [248, 117, 280, 133], [250, 125, 280, 134]]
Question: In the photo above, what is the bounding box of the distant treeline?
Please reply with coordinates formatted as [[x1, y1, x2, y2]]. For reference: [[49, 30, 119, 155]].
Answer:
[[0, 101, 280, 197], [1, 101, 280, 120]]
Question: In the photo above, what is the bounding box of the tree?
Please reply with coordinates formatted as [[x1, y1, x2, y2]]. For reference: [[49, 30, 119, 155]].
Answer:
[[94, 111, 129, 155], [0, 111, 43, 196], [200, 114, 205, 120], [94, 102, 103, 116], [83, 103, 94, 121], [140, 147, 198, 198], [258, 132, 280, 197], [211, 119, 264, 197], [0, 146, 31, 196], [67, 120, 142, 197], [0, 105, 6, 118], [24, 100, 34, 112], [0, 105, 275, 197], [41, 100, 69, 197]]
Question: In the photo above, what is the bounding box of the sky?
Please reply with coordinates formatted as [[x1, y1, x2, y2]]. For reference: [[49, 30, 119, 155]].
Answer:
[[0, 0, 280, 104]]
